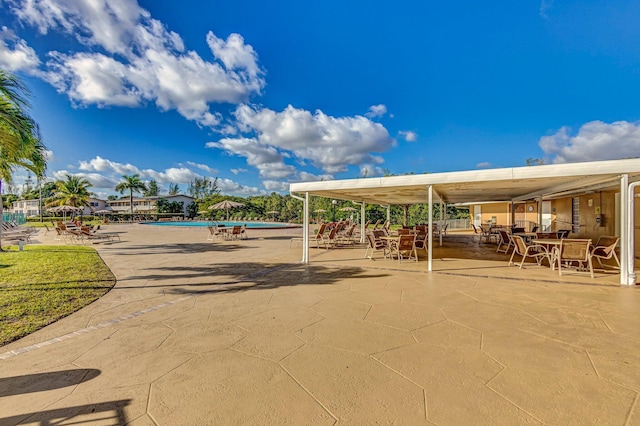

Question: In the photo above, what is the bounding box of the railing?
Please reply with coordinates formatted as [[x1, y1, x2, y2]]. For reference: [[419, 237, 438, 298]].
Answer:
[[2, 212, 26, 225]]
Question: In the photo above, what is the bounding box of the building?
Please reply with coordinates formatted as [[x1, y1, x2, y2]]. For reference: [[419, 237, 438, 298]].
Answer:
[[9, 197, 108, 217], [107, 195, 195, 216]]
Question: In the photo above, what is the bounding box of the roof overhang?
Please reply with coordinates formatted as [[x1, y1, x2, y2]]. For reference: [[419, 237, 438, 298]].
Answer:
[[289, 159, 640, 205]]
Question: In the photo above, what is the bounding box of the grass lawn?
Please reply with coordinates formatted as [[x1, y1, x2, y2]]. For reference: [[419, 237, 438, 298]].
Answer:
[[0, 245, 116, 346]]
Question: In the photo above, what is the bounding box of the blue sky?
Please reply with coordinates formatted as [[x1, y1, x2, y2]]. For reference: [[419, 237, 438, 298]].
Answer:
[[1, 0, 640, 199]]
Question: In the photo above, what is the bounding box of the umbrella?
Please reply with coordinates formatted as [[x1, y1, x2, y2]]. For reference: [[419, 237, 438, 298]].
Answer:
[[208, 200, 246, 221], [339, 206, 357, 212], [266, 210, 279, 220], [94, 209, 113, 215], [313, 209, 327, 213], [48, 205, 82, 221]]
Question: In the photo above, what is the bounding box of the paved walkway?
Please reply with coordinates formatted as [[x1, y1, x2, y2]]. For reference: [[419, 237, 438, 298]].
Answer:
[[1, 225, 640, 425]]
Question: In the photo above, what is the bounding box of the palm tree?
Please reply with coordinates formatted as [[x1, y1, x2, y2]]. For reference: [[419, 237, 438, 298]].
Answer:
[[48, 174, 92, 208], [0, 70, 47, 250], [115, 174, 147, 215]]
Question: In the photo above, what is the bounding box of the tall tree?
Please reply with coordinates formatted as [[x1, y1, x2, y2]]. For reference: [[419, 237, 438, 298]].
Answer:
[[115, 174, 147, 215], [187, 176, 219, 201], [0, 70, 47, 249], [168, 183, 180, 195], [144, 179, 159, 196], [49, 174, 92, 208]]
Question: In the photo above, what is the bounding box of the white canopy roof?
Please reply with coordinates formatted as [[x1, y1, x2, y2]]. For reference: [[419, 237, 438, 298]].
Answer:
[[290, 158, 640, 205]]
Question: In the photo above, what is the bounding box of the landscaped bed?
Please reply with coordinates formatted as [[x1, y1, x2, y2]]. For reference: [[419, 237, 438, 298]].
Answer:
[[0, 245, 116, 346]]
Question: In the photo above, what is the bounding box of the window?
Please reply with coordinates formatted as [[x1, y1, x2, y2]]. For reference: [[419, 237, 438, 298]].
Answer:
[[572, 197, 580, 234]]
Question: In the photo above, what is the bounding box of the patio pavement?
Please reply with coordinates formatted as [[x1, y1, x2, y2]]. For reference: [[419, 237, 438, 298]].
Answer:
[[1, 224, 640, 425]]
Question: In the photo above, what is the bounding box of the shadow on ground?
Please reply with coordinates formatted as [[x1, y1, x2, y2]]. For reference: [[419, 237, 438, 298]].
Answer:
[[118, 262, 389, 295]]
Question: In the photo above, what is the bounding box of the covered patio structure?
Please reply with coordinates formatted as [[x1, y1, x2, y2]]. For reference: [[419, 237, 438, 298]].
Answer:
[[290, 158, 640, 286]]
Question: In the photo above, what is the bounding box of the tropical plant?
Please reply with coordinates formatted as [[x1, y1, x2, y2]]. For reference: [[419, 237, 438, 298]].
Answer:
[[115, 174, 147, 215], [186, 201, 198, 219], [144, 179, 159, 196], [0, 70, 47, 249], [168, 183, 180, 195], [48, 174, 92, 208], [187, 176, 219, 201]]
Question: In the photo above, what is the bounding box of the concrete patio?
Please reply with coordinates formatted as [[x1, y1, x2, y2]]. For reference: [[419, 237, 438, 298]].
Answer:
[[1, 224, 640, 425]]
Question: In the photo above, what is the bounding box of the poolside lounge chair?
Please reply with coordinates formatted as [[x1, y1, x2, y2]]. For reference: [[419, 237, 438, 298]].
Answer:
[[590, 236, 620, 270], [314, 223, 327, 248], [229, 225, 243, 240], [509, 235, 551, 269], [321, 226, 339, 249]]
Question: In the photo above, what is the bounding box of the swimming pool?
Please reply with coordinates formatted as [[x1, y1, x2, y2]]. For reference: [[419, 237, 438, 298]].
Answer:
[[141, 221, 301, 229]]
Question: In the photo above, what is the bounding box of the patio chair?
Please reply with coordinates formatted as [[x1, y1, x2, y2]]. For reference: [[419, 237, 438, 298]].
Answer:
[[509, 235, 551, 269], [554, 239, 594, 278], [337, 223, 357, 245], [414, 231, 427, 251], [590, 236, 620, 270], [389, 234, 418, 263], [364, 232, 389, 260], [229, 226, 243, 240], [557, 229, 571, 239], [496, 229, 513, 254], [206, 225, 216, 241], [239, 224, 248, 240], [480, 224, 497, 244]]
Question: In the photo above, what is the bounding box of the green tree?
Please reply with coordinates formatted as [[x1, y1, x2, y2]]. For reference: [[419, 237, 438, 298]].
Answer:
[[0, 70, 47, 248], [115, 174, 147, 215], [48, 174, 92, 208], [144, 179, 159, 196], [186, 201, 198, 219], [168, 183, 180, 195], [187, 176, 219, 201]]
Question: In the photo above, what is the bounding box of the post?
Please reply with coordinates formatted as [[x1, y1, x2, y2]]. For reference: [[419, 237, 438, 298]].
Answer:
[[332, 200, 337, 222], [620, 174, 629, 285], [360, 202, 366, 244], [428, 185, 433, 272], [626, 181, 639, 285]]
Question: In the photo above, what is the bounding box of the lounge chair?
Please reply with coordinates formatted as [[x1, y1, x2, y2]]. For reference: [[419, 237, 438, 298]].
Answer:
[[314, 223, 327, 248], [590, 236, 620, 270], [509, 235, 551, 269]]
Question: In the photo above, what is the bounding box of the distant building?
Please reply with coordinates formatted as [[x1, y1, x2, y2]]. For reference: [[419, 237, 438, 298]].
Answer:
[[107, 195, 194, 216], [9, 197, 108, 217]]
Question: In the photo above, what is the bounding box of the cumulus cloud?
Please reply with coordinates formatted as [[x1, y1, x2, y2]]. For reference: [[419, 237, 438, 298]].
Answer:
[[262, 180, 290, 192], [0, 27, 40, 72], [4, 0, 264, 126], [186, 161, 217, 175], [398, 130, 417, 142], [228, 104, 395, 174], [365, 104, 387, 118], [359, 165, 385, 178], [539, 120, 640, 164], [216, 178, 264, 196], [51, 170, 119, 189], [231, 168, 248, 175]]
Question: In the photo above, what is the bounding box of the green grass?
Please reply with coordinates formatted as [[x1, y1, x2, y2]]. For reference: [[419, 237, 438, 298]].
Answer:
[[0, 245, 116, 346]]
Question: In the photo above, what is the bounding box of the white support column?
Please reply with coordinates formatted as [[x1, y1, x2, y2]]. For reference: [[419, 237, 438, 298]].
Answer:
[[387, 205, 390, 223], [428, 185, 433, 272], [360, 202, 366, 243], [439, 200, 443, 246], [626, 181, 639, 285], [620, 175, 629, 285], [538, 196, 543, 230], [290, 191, 309, 263]]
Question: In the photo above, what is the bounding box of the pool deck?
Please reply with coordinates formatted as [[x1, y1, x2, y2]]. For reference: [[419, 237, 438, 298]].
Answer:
[[1, 225, 640, 425]]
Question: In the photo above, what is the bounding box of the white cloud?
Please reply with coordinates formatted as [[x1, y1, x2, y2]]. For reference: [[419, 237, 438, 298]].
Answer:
[[0, 27, 41, 72], [398, 130, 417, 142], [231, 104, 394, 174], [206, 137, 297, 179], [540, 0, 553, 18], [79, 156, 140, 175], [186, 161, 218, 175], [6, 0, 264, 127], [359, 165, 385, 178], [262, 180, 289, 192], [297, 171, 334, 182], [539, 120, 640, 164], [365, 104, 387, 118], [216, 178, 265, 196], [231, 168, 248, 175], [51, 170, 118, 189], [476, 162, 493, 169]]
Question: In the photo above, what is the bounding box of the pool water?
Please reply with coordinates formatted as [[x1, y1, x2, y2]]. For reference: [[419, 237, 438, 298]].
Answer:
[[141, 221, 300, 229]]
